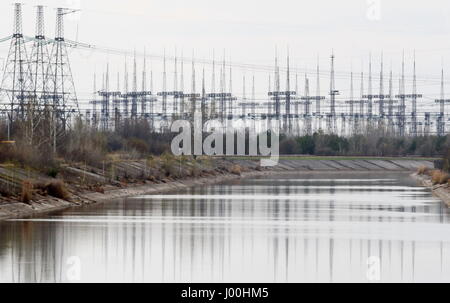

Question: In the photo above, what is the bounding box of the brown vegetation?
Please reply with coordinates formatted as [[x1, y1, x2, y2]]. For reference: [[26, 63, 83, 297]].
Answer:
[[229, 165, 242, 176], [431, 170, 450, 185], [44, 180, 70, 200], [20, 180, 33, 204], [61, 120, 108, 167], [161, 153, 180, 178], [417, 166, 430, 175], [0, 140, 54, 169], [189, 160, 201, 177]]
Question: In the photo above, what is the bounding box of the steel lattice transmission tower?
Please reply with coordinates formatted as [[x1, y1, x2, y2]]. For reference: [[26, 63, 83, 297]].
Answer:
[[345, 71, 360, 136], [396, 52, 407, 137], [302, 74, 313, 136], [1, 3, 34, 123], [435, 68, 450, 136], [29, 5, 52, 144], [314, 58, 325, 132], [47, 7, 80, 134], [387, 70, 397, 135], [328, 52, 339, 134], [30, 5, 51, 104], [409, 54, 422, 137], [285, 50, 293, 134], [374, 53, 390, 131]]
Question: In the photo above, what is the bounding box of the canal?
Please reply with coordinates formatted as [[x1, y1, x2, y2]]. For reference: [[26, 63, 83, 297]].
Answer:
[[0, 172, 449, 282]]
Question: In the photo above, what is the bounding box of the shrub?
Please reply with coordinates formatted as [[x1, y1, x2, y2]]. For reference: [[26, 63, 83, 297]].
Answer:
[[127, 138, 150, 155], [431, 170, 450, 185], [230, 165, 242, 176], [431, 170, 440, 184], [47, 166, 60, 178], [0, 140, 56, 170], [21, 180, 33, 204], [94, 185, 105, 194], [439, 173, 450, 185], [297, 136, 315, 155], [161, 153, 178, 177], [106, 133, 124, 152], [190, 160, 200, 177], [60, 121, 107, 167], [417, 166, 429, 175], [279, 139, 299, 155], [45, 180, 70, 200]]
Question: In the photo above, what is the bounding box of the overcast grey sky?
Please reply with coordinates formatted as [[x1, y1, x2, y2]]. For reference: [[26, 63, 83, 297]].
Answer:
[[0, 0, 450, 110]]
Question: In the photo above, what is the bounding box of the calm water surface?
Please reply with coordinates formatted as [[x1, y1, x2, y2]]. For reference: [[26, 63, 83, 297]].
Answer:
[[1, 172, 450, 283]]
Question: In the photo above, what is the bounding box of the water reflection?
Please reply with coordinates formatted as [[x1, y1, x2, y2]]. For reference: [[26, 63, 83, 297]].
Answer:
[[0, 172, 449, 283]]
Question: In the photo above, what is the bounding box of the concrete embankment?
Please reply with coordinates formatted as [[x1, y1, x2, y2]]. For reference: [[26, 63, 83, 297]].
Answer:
[[230, 158, 435, 172], [0, 169, 272, 221], [412, 173, 450, 207], [0, 158, 437, 221]]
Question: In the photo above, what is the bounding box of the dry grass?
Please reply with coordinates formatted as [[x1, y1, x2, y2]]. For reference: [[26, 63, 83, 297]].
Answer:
[[94, 185, 105, 194], [161, 153, 179, 178], [190, 160, 200, 177], [417, 166, 430, 175], [431, 170, 450, 185], [20, 180, 33, 204], [439, 173, 450, 185], [45, 180, 70, 200], [229, 165, 242, 176]]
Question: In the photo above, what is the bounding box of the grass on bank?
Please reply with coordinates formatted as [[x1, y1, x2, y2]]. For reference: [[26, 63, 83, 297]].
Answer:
[[417, 165, 450, 185]]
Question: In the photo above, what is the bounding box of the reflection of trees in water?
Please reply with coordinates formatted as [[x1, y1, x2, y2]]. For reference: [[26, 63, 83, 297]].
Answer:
[[0, 173, 449, 282], [0, 220, 66, 283]]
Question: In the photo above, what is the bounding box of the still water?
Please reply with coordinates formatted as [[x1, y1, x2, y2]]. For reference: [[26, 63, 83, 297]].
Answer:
[[1, 172, 450, 283]]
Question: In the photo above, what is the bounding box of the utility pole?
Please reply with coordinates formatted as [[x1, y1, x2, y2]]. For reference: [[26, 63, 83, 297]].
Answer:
[[363, 54, 376, 131], [267, 74, 272, 130], [99, 64, 110, 131], [374, 53, 390, 131], [142, 48, 149, 118], [294, 73, 299, 136], [396, 52, 407, 137], [157, 50, 170, 132], [408, 53, 422, 137], [285, 49, 293, 135], [387, 70, 398, 135], [90, 73, 99, 128], [378, 54, 385, 129], [220, 53, 226, 122], [268, 49, 296, 135], [173, 49, 178, 115], [251, 74, 256, 132], [345, 71, 360, 136], [301, 74, 313, 136], [190, 53, 196, 119], [424, 112, 431, 136], [130, 50, 138, 119], [122, 57, 129, 119], [179, 54, 185, 118], [273, 49, 281, 131], [228, 65, 233, 119], [435, 67, 450, 136], [210, 50, 216, 119], [114, 72, 121, 130], [358, 72, 365, 134], [328, 51, 339, 134], [241, 75, 247, 119], [312, 58, 325, 133], [201, 68, 207, 122]]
